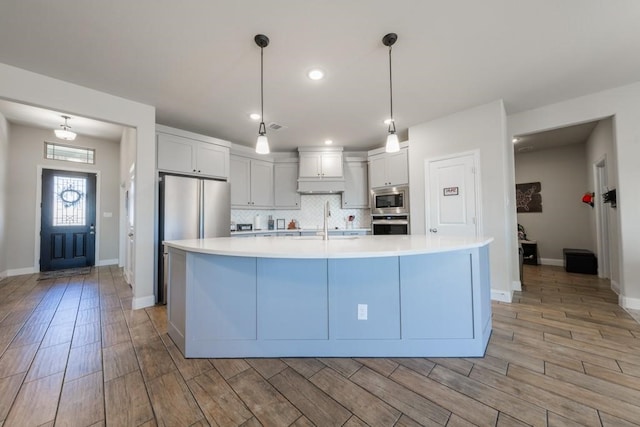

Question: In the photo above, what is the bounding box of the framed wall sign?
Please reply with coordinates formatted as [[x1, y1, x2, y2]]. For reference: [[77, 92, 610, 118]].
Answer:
[[276, 218, 285, 229], [443, 187, 459, 196]]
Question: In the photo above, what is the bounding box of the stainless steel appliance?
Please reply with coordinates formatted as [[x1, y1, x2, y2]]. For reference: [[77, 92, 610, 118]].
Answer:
[[158, 174, 230, 304], [371, 214, 410, 235], [371, 185, 409, 215]]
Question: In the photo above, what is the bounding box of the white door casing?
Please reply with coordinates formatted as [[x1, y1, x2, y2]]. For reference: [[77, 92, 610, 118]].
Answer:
[[425, 151, 480, 238], [594, 157, 610, 279], [125, 167, 135, 285]]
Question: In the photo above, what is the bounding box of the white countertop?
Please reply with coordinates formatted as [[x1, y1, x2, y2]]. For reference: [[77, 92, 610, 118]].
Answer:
[[164, 234, 493, 259]]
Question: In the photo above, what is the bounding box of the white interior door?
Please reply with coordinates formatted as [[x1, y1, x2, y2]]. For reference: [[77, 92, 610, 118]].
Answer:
[[426, 152, 479, 237]]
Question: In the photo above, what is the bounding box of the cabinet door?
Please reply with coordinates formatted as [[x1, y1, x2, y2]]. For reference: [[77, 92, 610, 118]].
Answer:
[[196, 142, 228, 179], [157, 134, 195, 173], [386, 150, 408, 186], [274, 162, 300, 209], [298, 153, 321, 178], [320, 153, 343, 178], [342, 161, 368, 208], [368, 156, 387, 188], [250, 159, 274, 207], [230, 156, 251, 207]]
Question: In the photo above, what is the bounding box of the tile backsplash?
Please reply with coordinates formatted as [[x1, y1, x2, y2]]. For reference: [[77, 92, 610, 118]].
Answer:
[[232, 194, 371, 230]]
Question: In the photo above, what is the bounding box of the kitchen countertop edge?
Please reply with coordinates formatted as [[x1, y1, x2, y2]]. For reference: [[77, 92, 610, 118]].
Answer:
[[164, 235, 494, 259]]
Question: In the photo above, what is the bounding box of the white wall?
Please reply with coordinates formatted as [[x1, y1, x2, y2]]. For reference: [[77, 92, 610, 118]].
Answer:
[[585, 118, 620, 287], [0, 62, 156, 309], [409, 100, 515, 301], [515, 143, 593, 262], [6, 124, 120, 272], [508, 82, 640, 309], [0, 112, 8, 279]]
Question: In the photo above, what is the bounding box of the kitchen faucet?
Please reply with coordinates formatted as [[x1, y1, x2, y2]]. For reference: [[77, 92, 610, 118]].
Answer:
[[323, 200, 331, 240]]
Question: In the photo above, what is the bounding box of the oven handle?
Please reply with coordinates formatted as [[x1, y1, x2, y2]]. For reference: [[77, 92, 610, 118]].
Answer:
[[371, 220, 409, 225]]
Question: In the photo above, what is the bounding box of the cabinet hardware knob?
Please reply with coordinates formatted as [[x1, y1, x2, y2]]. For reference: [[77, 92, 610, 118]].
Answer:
[[429, 228, 438, 233]]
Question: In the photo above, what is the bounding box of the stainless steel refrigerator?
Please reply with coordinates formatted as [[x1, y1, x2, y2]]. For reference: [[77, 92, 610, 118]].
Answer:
[[158, 174, 230, 303]]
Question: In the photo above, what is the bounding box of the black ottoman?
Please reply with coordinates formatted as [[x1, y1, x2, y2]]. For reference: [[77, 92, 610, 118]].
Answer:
[[563, 248, 597, 274]]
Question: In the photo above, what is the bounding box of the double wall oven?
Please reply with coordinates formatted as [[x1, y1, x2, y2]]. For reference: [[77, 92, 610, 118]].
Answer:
[[371, 186, 410, 235]]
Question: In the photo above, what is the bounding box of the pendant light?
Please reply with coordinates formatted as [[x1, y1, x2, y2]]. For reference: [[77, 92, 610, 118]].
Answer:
[[382, 33, 399, 153], [55, 115, 77, 141], [255, 34, 270, 154]]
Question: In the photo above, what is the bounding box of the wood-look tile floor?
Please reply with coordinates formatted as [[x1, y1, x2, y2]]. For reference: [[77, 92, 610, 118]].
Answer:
[[1, 265, 639, 426]]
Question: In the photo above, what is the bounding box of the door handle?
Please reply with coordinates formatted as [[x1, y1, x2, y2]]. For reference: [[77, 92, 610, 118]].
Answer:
[[429, 228, 438, 233], [128, 233, 134, 237], [89, 224, 96, 235]]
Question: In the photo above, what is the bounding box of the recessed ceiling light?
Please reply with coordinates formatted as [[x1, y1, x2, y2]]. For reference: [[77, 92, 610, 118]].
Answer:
[[324, 139, 333, 145], [307, 69, 325, 80], [512, 137, 519, 143], [249, 113, 261, 120], [384, 118, 394, 125]]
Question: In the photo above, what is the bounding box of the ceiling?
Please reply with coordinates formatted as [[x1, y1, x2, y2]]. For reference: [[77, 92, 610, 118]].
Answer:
[[0, 1, 639, 152], [0, 99, 124, 141], [513, 120, 600, 154]]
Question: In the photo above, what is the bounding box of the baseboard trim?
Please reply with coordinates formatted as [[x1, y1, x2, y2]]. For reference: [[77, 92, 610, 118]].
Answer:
[[540, 258, 564, 267], [0, 270, 7, 281], [620, 295, 640, 310], [611, 280, 621, 295], [97, 259, 119, 267], [8, 266, 37, 276], [491, 289, 513, 303], [512, 280, 522, 292], [132, 295, 156, 310]]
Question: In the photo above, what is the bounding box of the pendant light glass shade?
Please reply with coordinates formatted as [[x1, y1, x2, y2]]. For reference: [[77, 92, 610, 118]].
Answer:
[[256, 134, 270, 154], [385, 132, 400, 153], [255, 34, 270, 154], [55, 115, 77, 141], [382, 33, 398, 153]]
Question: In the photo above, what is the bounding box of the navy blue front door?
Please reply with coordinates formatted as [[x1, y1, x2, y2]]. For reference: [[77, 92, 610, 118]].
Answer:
[[40, 169, 96, 271]]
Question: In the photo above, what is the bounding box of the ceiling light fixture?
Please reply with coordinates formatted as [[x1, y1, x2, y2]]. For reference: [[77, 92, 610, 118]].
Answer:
[[512, 137, 519, 143], [308, 69, 324, 80], [249, 113, 261, 120], [324, 139, 333, 145], [54, 115, 77, 141], [382, 33, 399, 153], [255, 34, 270, 154]]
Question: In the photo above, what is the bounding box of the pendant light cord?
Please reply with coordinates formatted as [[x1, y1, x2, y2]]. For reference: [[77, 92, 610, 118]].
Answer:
[[388, 44, 396, 134], [259, 46, 266, 135]]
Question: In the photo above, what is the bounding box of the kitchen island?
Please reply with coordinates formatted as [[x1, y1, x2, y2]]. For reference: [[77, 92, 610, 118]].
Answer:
[[164, 235, 493, 358]]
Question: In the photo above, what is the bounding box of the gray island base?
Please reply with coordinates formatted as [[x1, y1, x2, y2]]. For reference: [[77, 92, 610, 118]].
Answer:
[[164, 235, 493, 358]]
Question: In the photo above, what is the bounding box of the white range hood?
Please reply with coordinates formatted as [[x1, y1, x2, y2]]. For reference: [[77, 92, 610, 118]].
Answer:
[[297, 146, 345, 194]]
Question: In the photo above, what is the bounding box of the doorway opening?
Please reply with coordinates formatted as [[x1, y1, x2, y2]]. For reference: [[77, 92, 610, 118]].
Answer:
[[513, 118, 617, 289]]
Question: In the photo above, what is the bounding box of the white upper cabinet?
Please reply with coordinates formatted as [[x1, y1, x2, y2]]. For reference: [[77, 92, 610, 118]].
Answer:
[[230, 155, 274, 208], [342, 160, 369, 208], [298, 150, 343, 179], [157, 129, 229, 179], [274, 161, 300, 209], [369, 149, 408, 188]]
